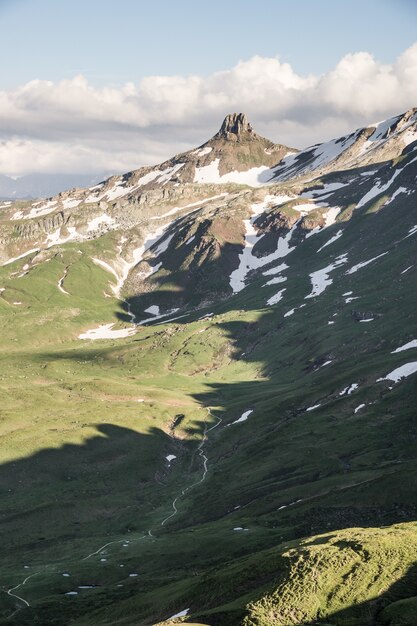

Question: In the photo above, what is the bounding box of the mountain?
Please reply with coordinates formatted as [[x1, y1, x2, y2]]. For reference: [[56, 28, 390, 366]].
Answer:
[[270, 107, 417, 182], [0, 172, 112, 201], [0, 110, 416, 626]]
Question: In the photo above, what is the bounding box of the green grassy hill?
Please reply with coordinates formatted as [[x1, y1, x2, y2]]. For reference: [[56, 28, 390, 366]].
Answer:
[[0, 112, 416, 625]]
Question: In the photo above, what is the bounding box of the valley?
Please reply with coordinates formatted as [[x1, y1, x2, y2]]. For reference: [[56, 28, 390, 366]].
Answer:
[[0, 111, 416, 625]]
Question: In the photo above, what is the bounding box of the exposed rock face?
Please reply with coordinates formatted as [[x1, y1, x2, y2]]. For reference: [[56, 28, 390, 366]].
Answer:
[[13, 211, 69, 240], [217, 113, 255, 141]]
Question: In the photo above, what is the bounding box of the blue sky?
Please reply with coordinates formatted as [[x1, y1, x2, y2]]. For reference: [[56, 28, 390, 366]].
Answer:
[[1, 0, 416, 87], [0, 0, 416, 175]]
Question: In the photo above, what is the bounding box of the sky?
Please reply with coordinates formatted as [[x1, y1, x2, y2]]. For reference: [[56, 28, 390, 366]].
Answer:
[[1, 0, 417, 176]]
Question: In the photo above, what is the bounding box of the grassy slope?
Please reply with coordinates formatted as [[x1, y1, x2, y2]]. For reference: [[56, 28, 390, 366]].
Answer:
[[0, 182, 416, 625], [242, 523, 417, 626]]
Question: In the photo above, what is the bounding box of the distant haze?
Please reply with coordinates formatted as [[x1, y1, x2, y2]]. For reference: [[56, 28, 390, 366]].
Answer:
[[0, 173, 111, 200]]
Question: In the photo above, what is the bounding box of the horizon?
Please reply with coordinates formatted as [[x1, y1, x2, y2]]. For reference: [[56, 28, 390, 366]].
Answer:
[[1, 0, 416, 176]]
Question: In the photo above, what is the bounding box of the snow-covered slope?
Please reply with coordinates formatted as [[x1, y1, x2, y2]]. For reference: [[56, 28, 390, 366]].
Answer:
[[270, 107, 417, 182], [1, 108, 416, 319]]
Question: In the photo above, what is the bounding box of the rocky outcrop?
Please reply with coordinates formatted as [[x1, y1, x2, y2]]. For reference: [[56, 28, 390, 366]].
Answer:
[[13, 211, 69, 240], [216, 113, 255, 141]]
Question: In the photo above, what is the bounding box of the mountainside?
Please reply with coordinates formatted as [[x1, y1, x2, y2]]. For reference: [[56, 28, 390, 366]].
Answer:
[[271, 107, 417, 182], [0, 110, 416, 626]]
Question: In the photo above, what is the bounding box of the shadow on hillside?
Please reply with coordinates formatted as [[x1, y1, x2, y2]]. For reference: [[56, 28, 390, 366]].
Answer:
[[2, 152, 417, 624], [0, 422, 205, 559], [109, 164, 417, 538]]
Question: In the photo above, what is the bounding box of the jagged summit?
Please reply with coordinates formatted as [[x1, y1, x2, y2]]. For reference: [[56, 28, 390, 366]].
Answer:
[[216, 113, 255, 141]]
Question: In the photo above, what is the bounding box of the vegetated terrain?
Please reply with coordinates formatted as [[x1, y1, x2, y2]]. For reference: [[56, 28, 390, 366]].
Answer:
[[0, 112, 416, 625]]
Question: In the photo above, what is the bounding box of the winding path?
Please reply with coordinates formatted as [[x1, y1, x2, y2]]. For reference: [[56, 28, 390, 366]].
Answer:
[[3, 407, 222, 618], [57, 267, 70, 295], [161, 408, 222, 526], [82, 539, 130, 561], [6, 572, 39, 610]]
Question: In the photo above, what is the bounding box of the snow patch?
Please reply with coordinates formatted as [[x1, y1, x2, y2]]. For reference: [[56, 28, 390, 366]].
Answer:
[[156, 163, 184, 184], [79, 324, 136, 340], [2, 248, 40, 266], [15, 200, 58, 220], [87, 213, 114, 231], [168, 609, 190, 620], [324, 206, 341, 226], [144, 305, 160, 316], [229, 196, 295, 293], [384, 186, 410, 205], [310, 133, 359, 168], [263, 262, 288, 276], [392, 339, 417, 353], [292, 202, 318, 215], [266, 288, 286, 306], [264, 275, 287, 287], [93, 222, 176, 298], [46, 226, 80, 247], [105, 182, 137, 201], [346, 252, 388, 274], [317, 229, 343, 252], [302, 181, 347, 199], [230, 409, 253, 425], [402, 127, 417, 146], [356, 168, 402, 208], [305, 254, 348, 298], [339, 383, 358, 396], [62, 198, 82, 209], [377, 362, 417, 383], [137, 307, 181, 326], [194, 158, 274, 187], [404, 224, 417, 239]]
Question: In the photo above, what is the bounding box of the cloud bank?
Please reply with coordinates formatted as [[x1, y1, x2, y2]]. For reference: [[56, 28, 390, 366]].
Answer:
[[1, 43, 417, 176]]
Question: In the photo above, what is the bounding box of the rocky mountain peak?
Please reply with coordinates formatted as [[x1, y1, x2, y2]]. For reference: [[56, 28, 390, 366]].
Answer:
[[217, 113, 255, 141]]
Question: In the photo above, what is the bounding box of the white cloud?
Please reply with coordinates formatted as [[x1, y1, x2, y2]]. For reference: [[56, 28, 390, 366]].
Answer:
[[1, 43, 417, 176]]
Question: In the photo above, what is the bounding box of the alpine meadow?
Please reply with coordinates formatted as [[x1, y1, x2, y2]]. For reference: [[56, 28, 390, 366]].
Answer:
[[1, 3, 417, 625]]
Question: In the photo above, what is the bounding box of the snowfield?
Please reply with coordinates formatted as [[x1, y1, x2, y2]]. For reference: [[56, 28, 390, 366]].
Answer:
[[305, 254, 348, 298], [230, 409, 254, 425], [346, 252, 388, 274], [377, 362, 417, 383], [194, 158, 274, 187], [79, 324, 136, 340], [87, 213, 114, 231], [392, 339, 417, 353], [229, 195, 295, 293]]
